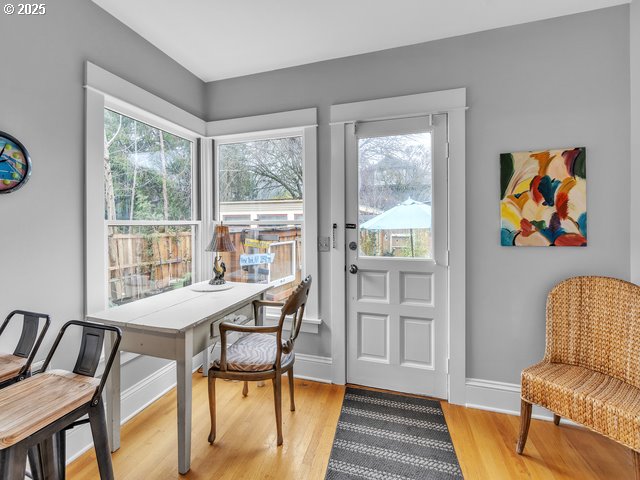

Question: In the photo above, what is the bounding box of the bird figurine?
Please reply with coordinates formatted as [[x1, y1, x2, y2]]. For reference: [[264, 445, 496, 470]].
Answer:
[[209, 256, 227, 285]]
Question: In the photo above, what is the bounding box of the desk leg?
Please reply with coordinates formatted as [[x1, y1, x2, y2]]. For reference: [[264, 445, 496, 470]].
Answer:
[[176, 330, 193, 474], [256, 293, 266, 388], [202, 346, 210, 377], [105, 331, 121, 452]]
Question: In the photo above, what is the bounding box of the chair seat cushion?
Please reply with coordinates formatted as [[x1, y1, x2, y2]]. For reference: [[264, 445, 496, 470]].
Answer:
[[522, 361, 640, 450], [213, 333, 294, 372], [0, 370, 99, 449]]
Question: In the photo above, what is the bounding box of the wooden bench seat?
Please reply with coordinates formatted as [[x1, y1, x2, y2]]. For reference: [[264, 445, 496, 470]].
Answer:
[[0, 354, 26, 384], [0, 370, 99, 449]]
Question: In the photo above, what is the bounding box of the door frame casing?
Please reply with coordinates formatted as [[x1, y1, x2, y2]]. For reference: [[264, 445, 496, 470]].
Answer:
[[329, 88, 467, 405]]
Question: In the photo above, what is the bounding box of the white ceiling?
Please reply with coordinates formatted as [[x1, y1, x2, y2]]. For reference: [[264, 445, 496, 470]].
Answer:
[[92, 0, 629, 82]]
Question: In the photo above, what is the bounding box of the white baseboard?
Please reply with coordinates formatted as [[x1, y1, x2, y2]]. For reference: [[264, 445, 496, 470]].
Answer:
[[465, 378, 579, 426], [66, 362, 178, 463], [65, 352, 332, 463], [293, 353, 332, 383]]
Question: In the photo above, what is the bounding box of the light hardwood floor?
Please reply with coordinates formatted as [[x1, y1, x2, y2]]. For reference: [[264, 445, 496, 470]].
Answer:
[[68, 374, 635, 479]]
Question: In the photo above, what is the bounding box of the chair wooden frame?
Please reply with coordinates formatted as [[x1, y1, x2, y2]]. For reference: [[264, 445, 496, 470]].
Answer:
[[208, 276, 312, 446]]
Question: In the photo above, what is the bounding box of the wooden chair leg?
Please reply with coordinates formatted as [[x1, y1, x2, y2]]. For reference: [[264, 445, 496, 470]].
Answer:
[[272, 375, 283, 446], [89, 400, 114, 480], [633, 450, 640, 480], [208, 376, 217, 444], [516, 400, 532, 454], [288, 370, 295, 412], [0, 445, 28, 480], [553, 414, 561, 426], [242, 381, 249, 397]]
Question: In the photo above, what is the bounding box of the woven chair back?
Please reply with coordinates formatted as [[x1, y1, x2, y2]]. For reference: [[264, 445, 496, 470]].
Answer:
[[545, 276, 640, 388]]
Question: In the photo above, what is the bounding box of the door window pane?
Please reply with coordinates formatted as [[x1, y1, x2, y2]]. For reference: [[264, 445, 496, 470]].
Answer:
[[107, 225, 194, 306], [358, 132, 433, 258], [104, 109, 193, 221]]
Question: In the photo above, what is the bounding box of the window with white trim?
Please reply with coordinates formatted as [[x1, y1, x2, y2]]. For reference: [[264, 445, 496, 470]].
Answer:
[[103, 107, 199, 306], [216, 133, 301, 301], [212, 125, 318, 318]]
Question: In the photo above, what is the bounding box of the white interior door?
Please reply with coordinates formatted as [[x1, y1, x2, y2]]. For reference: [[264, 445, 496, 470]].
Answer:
[[346, 114, 448, 398]]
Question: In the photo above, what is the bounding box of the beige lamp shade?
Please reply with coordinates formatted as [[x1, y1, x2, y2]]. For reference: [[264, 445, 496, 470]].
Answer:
[[205, 225, 236, 253]]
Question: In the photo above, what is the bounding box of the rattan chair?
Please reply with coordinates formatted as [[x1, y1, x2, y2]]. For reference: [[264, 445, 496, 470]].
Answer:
[[516, 276, 640, 478], [208, 276, 312, 446]]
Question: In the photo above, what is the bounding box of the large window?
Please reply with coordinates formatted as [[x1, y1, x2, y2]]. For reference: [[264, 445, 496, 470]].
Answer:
[[103, 108, 198, 306], [86, 70, 318, 327], [215, 135, 304, 302]]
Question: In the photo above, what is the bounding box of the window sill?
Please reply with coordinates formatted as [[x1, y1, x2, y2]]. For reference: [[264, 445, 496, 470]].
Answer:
[[263, 313, 322, 334]]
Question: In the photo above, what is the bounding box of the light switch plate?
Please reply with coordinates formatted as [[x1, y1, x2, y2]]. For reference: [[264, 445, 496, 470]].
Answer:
[[318, 236, 330, 252]]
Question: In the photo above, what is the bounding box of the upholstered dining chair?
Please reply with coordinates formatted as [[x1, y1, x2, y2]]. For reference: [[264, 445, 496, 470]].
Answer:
[[208, 275, 312, 446], [517, 276, 640, 479]]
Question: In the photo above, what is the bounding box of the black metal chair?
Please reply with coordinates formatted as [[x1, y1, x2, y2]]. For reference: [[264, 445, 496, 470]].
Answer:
[[0, 320, 122, 480], [0, 310, 51, 388]]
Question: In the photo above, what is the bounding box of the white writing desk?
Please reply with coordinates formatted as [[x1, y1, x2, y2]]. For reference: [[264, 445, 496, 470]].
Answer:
[[87, 281, 271, 474]]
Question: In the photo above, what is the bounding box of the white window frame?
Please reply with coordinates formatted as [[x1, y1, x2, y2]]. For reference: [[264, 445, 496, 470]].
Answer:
[[205, 109, 320, 329], [268, 240, 297, 287], [84, 62, 207, 316]]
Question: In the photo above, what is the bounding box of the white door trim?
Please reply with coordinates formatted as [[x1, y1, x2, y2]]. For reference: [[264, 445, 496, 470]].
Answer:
[[329, 89, 467, 405]]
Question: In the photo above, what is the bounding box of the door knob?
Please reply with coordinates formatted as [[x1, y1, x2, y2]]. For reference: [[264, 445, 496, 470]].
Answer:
[[349, 264, 358, 274]]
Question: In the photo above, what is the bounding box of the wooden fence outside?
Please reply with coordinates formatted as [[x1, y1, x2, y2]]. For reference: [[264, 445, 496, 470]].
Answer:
[[108, 226, 301, 306], [108, 231, 192, 305]]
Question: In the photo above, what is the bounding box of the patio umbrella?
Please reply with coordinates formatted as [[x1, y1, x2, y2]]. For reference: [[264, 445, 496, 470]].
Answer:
[[360, 198, 432, 256]]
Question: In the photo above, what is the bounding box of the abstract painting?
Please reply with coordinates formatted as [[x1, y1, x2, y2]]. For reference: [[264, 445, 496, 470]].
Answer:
[[500, 147, 586, 247]]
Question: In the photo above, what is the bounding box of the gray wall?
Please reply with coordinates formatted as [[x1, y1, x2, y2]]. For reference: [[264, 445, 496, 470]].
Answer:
[[206, 6, 631, 383], [0, 0, 205, 386], [631, 2, 640, 284]]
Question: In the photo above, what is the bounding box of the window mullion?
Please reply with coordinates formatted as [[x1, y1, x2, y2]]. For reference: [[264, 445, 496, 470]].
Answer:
[[106, 220, 200, 226]]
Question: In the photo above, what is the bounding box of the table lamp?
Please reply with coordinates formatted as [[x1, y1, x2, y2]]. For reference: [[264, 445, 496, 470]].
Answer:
[[205, 224, 236, 285]]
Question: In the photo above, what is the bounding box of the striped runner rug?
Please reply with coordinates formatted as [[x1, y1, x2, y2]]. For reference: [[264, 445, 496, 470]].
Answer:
[[325, 387, 463, 480]]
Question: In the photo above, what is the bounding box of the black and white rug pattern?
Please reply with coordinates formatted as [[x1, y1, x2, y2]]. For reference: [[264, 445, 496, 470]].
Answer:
[[325, 388, 463, 480]]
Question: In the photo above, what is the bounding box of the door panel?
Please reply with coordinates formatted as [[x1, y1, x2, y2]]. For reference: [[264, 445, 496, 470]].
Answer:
[[357, 313, 389, 361], [400, 316, 433, 367], [346, 114, 448, 398], [357, 270, 388, 302], [400, 272, 433, 305]]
